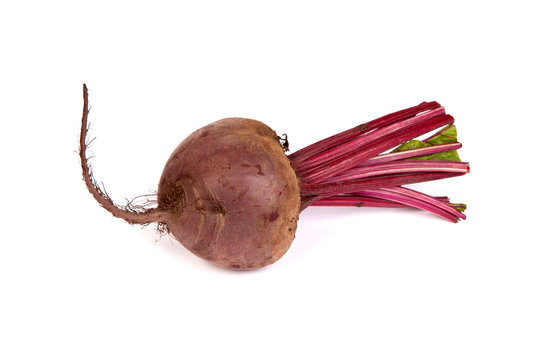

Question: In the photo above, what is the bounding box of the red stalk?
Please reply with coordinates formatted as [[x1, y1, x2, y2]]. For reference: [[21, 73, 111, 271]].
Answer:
[[324, 160, 469, 183], [289, 101, 441, 164], [294, 107, 446, 172], [311, 196, 408, 208], [311, 188, 464, 222], [300, 172, 462, 197], [312, 194, 452, 207], [359, 142, 462, 166], [300, 114, 455, 183], [350, 188, 462, 222], [375, 187, 466, 220]]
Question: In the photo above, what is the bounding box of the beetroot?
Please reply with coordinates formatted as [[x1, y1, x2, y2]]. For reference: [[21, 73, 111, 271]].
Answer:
[[156, 118, 300, 269], [80, 84, 469, 270]]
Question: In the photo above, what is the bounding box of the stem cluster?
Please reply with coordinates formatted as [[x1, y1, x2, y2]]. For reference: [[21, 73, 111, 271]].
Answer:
[[289, 102, 469, 222]]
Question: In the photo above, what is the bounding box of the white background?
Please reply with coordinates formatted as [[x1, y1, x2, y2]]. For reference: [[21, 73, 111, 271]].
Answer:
[[1, 1, 539, 359]]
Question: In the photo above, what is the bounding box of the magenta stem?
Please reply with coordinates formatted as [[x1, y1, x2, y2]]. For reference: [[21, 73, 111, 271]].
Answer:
[[373, 187, 466, 220], [311, 196, 408, 208], [300, 172, 462, 197], [353, 188, 464, 222], [294, 107, 446, 172], [324, 160, 469, 183], [300, 114, 455, 183], [312, 194, 452, 207], [310, 186, 465, 222], [360, 142, 462, 166], [289, 101, 441, 164]]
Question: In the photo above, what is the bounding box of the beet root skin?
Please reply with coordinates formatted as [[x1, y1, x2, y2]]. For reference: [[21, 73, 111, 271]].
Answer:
[[157, 118, 301, 270]]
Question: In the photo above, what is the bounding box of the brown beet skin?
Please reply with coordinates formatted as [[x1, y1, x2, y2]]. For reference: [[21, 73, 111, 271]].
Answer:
[[157, 118, 301, 270]]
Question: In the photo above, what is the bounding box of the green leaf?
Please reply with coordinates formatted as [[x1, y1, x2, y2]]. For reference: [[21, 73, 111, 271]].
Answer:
[[392, 139, 429, 152], [425, 124, 458, 145], [451, 203, 467, 212], [391, 125, 461, 162]]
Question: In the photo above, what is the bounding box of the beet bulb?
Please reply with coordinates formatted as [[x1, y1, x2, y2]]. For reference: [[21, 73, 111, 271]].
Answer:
[[156, 117, 301, 269]]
